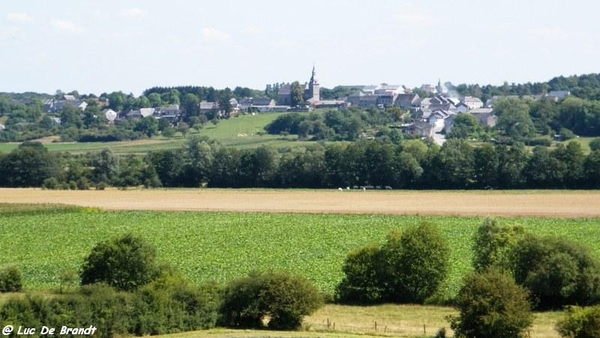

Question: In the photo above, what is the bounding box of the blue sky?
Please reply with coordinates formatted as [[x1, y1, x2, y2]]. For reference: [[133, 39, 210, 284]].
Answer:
[[1, 0, 598, 95]]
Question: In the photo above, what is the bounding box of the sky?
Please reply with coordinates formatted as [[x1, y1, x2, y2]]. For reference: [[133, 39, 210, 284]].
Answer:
[[1, 0, 599, 96]]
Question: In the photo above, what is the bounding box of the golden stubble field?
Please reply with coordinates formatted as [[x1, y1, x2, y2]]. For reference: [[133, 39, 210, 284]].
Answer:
[[0, 188, 598, 217]]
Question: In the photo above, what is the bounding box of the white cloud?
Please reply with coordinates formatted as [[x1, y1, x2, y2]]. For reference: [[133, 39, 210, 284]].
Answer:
[[50, 19, 84, 35], [7, 13, 33, 23], [118, 8, 148, 19], [242, 26, 262, 35], [528, 27, 568, 39], [0, 27, 23, 39], [201, 27, 230, 42], [395, 4, 432, 26]]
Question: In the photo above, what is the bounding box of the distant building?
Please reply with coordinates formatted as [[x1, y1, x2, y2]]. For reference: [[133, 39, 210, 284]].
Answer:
[[394, 93, 420, 110], [43, 97, 88, 113], [461, 96, 484, 110], [547, 90, 570, 101], [277, 66, 321, 106]]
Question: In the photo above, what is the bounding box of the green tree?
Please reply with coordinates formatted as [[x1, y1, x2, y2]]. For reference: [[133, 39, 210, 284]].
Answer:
[[437, 139, 476, 188], [383, 223, 450, 303], [290, 81, 304, 107], [583, 150, 600, 188], [495, 143, 528, 188], [448, 114, 482, 139], [217, 88, 233, 117], [182, 93, 200, 117], [0, 142, 60, 187], [134, 116, 159, 137], [335, 245, 385, 304], [80, 234, 158, 291], [218, 271, 322, 330], [450, 269, 533, 338], [177, 122, 190, 138], [91, 149, 120, 184], [59, 104, 84, 129], [512, 235, 600, 309], [148, 93, 162, 107], [472, 218, 525, 272], [336, 224, 450, 304], [590, 138, 600, 152], [495, 98, 535, 140]]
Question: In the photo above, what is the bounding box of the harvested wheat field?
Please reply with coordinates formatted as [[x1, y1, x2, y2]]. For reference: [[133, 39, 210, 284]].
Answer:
[[0, 188, 598, 217]]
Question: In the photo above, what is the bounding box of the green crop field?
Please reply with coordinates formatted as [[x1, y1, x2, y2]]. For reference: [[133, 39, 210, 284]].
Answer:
[[1, 204, 599, 301]]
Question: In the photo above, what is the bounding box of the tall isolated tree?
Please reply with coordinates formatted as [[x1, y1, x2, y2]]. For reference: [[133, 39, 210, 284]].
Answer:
[[290, 81, 304, 107]]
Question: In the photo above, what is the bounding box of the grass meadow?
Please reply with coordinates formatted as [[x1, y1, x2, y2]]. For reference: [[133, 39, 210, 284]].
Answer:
[[0, 113, 309, 155]]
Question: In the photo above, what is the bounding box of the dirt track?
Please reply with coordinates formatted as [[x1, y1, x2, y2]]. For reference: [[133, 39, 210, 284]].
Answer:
[[0, 188, 598, 218]]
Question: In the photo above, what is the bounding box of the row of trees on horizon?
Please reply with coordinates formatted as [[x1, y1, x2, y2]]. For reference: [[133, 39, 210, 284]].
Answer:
[[1, 137, 600, 190]]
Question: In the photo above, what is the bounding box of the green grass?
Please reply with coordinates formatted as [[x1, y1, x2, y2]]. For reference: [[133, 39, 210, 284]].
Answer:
[[1, 205, 599, 301], [0, 113, 312, 154]]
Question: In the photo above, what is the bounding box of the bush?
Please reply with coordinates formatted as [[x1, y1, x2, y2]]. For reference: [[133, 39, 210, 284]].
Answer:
[[472, 218, 525, 272], [130, 265, 219, 335], [42, 177, 60, 190], [560, 128, 576, 141], [512, 235, 600, 309], [335, 244, 385, 304], [76, 177, 90, 190], [589, 138, 600, 152], [0, 266, 23, 292], [556, 306, 600, 338], [219, 271, 323, 330], [80, 234, 158, 291], [336, 223, 450, 304], [450, 269, 533, 338]]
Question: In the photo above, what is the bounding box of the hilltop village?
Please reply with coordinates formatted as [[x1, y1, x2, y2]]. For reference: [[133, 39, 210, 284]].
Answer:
[[22, 66, 574, 146]]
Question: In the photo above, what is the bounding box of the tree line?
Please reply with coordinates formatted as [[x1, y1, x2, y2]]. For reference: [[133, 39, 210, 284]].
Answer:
[[1, 137, 600, 190]]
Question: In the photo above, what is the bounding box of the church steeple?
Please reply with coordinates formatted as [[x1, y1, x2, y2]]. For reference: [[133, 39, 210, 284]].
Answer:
[[306, 64, 320, 103]]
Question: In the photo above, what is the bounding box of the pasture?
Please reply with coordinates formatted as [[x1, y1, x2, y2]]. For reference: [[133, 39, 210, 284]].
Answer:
[[0, 113, 307, 155]]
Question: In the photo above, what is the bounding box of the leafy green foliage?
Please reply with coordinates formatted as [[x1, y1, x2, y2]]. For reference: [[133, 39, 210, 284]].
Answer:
[[219, 271, 323, 330], [336, 223, 450, 304], [0, 266, 22, 292], [80, 233, 158, 291], [556, 306, 600, 338], [472, 218, 525, 272], [0, 142, 60, 187], [512, 235, 600, 309], [334, 245, 385, 304], [450, 269, 533, 338]]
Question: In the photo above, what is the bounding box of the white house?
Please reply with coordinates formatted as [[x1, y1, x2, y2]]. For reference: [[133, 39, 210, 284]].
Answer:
[[462, 96, 484, 110]]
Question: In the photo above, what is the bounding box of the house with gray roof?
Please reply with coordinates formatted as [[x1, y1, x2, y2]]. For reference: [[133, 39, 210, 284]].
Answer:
[[394, 93, 420, 110], [547, 91, 570, 101], [470, 108, 497, 127]]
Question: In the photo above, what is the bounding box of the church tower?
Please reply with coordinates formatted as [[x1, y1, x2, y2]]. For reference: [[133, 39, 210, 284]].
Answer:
[[307, 65, 320, 102]]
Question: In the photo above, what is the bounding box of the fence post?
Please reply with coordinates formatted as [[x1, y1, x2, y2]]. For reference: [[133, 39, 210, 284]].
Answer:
[[375, 321, 378, 332], [423, 324, 426, 335]]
